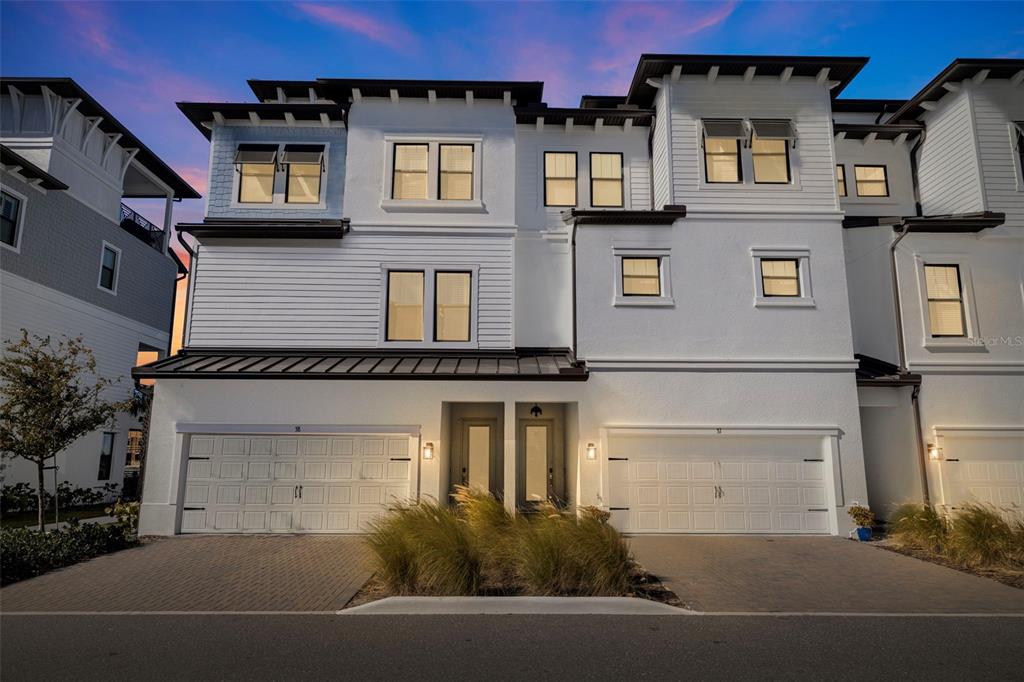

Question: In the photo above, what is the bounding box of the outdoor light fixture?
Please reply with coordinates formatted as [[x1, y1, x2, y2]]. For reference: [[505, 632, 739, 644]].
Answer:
[[530, 403, 543, 418], [586, 443, 597, 460], [423, 442, 434, 460], [927, 444, 941, 460]]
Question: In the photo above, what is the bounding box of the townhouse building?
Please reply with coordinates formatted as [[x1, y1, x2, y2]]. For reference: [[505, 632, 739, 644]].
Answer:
[[1, 78, 198, 495], [134, 54, 1022, 538]]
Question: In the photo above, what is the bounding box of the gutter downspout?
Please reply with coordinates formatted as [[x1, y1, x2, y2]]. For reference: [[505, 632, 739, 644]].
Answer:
[[570, 218, 579, 364], [647, 113, 656, 210], [911, 384, 931, 504]]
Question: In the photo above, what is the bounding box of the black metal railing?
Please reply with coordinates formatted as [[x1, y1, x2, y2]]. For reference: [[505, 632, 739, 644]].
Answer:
[[119, 203, 167, 253]]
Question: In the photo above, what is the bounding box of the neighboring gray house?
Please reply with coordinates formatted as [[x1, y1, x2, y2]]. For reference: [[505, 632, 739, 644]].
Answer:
[[1, 77, 199, 496]]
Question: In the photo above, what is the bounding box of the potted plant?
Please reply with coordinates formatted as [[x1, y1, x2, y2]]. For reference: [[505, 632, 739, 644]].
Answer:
[[847, 503, 875, 541]]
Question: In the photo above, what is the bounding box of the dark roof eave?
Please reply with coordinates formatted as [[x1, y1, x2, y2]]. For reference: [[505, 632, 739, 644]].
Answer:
[[515, 106, 653, 126], [886, 59, 1024, 122], [899, 212, 1005, 233], [177, 219, 350, 240], [856, 375, 922, 387], [0, 145, 69, 189], [834, 122, 924, 141], [176, 102, 346, 139], [563, 206, 687, 225], [318, 78, 544, 105]]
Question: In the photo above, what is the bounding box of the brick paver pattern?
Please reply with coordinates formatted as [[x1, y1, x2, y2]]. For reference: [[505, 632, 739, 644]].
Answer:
[[1, 535, 372, 612]]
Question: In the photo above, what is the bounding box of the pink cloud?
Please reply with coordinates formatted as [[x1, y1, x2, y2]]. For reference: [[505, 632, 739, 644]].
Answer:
[[175, 167, 209, 196], [60, 1, 113, 55], [293, 2, 419, 54], [508, 39, 576, 106]]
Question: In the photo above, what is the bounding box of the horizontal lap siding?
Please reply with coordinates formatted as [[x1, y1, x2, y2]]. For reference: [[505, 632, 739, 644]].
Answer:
[[972, 84, 1024, 231], [669, 80, 838, 212], [918, 90, 984, 215], [187, 235, 513, 348], [652, 88, 671, 209]]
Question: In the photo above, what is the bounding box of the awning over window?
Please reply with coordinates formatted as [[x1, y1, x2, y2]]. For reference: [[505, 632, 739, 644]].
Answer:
[[233, 144, 278, 164], [750, 119, 798, 146], [280, 144, 325, 165], [701, 119, 746, 139]]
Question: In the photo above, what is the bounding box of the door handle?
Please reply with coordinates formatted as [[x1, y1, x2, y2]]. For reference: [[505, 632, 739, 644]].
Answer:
[[298, 485, 303, 499], [548, 467, 554, 483], [462, 467, 467, 485], [294, 485, 299, 499]]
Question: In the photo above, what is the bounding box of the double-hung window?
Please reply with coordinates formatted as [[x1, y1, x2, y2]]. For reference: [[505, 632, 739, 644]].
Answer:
[[439, 144, 474, 200], [385, 269, 473, 343], [924, 264, 966, 337], [544, 152, 577, 206], [621, 258, 661, 296], [281, 144, 324, 204], [836, 164, 847, 197], [98, 243, 120, 293], [760, 259, 800, 297], [855, 165, 889, 197], [1, 190, 22, 247], [97, 432, 115, 481], [434, 272, 471, 341], [386, 271, 425, 341], [590, 152, 623, 207], [752, 248, 813, 306], [392, 144, 430, 200], [701, 119, 745, 183], [235, 144, 277, 203], [749, 120, 795, 184]]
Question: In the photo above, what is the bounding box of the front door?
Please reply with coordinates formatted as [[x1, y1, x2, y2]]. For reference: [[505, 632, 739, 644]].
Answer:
[[451, 418, 502, 498], [518, 419, 566, 508]]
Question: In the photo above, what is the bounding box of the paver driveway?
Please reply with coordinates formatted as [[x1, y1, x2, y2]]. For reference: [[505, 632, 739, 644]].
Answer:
[[1, 535, 372, 613], [629, 535, 1024, 613]]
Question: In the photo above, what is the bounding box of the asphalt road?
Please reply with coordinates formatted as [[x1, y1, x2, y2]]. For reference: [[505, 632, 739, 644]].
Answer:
[[3, 614, 1023, 680]]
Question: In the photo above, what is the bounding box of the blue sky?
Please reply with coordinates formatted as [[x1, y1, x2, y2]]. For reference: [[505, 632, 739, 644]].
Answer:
[[3, 0, 1022, 215]]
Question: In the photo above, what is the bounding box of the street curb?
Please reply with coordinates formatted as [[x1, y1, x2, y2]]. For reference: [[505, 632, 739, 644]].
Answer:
[[340, 596, 693, 615]]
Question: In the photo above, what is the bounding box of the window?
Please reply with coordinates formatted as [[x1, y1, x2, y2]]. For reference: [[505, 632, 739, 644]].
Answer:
[[97, 432, 115, 481], [590, 152, 623, 207], [235, 144, 277, 203], [435, 272, 471, 341], [702, 119, 745, 184], [749, 120, 795, 184], [621, 258, 661, 296], [1, 190, 22, 247], [855, 165, 889, 197], [386, 271, 425, 341], [836, 164, 847, 197], [126, 429, 144, 468], [439, 144, 474, 200], [760, 259, 800, 297], [1013, 122, 1024, 188], [924, 265, 966, 337], [98, 244, 119, 292], [393, 144, 429, 200], [282, 144, 324, 204], [544, 152, 577, 206]]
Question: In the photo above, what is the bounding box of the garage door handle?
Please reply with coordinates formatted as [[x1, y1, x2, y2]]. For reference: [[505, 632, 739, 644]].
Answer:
[[609, 507, 629, 511], [390, 457, 411, 461], [808, 508, 828, 512], [803, 459, 824, 462], [608, 457, 628, 461], [945, 458, 959, 462]]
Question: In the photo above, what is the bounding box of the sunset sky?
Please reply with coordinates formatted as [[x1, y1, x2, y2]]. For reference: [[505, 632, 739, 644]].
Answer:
[[2, 0, 1021, 352]]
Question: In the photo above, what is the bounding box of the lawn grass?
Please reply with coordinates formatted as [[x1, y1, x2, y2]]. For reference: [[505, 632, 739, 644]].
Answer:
[[1, 503, 110, 529]]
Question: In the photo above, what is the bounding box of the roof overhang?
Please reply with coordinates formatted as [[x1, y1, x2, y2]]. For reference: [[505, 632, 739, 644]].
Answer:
[[318, 79, 544, 105], [562, 205, 687, 225], [831, 98, 907, 114], [133, 348, 588, 381], [1, 77, 200, 199], [855, 354, 922, 387], [177, 102, 346, 139], [841, 212, 1005, 232], [0, 144, 68, 190], [626, 54, 869, 107], [515, 106, 653, 127], [579, 95, 629, 109], [177, 218, 350, 240], [887, 59, 1024, 122], [833, 122, 924, 141], [247, 79, 328, 103]]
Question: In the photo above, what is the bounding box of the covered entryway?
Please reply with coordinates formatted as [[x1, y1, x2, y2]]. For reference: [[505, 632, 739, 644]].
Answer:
[[181, 433, 413, 533], [933, 428, 1024, 518], [606, 430, 836, 534]]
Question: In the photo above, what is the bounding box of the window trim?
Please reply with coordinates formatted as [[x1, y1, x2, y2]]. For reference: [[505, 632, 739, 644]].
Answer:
[[854, 164, 890, 198], [589, 152, 624, 208], [544, 151, 578, 207], [97, 241, 121, 295], [438, 143, 475, 201], [97, 431, 116, 481], [751, 248, 814, 308], [914, 255, 981, 349], [751, 135, 792, 185], [612, 246, 674, 307], [836, 164, 847, 198], [379, 263, 480, 348], [381, 136, 484, 212], [0, 186, 27, 253], [230, 141, 330, 210], [433, 270, 473, 342]]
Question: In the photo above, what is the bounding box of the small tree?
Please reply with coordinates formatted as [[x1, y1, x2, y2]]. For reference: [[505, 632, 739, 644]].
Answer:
[[0, 332, 130, 530]]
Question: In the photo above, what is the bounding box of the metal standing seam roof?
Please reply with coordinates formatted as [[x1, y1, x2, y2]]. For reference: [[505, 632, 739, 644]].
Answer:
[[133, 349, 588, 381]]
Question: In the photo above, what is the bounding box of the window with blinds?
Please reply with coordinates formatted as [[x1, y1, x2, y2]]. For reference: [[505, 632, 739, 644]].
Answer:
[[752, 136, 790, 184], [924, 264, 966, 337], [440, 145, 474, 200], [239, 163, 275, 203], [836, 164, 847, 197], [393, 144, 429, 200], [760, 259, 800, 297], [544, 152, 577, 206], [386, 271, 425, 341], [855, 165, 889, 197], [591, 152, 623, 207], [622, 257, 661, 296], [435, 272, 471, 341]]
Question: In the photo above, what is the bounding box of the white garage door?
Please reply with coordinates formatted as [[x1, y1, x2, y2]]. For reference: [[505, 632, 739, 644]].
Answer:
[[181, 433, 413, 533], [938, 431, 1024, 518], [608, 434, 831, 534]]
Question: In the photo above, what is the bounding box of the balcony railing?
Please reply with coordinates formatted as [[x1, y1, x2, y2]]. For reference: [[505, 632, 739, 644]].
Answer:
[[120, 203, 167, 253]]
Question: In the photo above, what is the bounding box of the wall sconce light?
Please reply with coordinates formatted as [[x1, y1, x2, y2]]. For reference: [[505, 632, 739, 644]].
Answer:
[[927, 444, 941, 460], [530, 403, 543, 418], [586, 443, 597, 460], [423, 442, 434, 460]]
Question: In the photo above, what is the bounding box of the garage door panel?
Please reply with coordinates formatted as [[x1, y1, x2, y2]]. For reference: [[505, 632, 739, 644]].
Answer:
[[329, 486, 352, 504], [666, 486, 690, 505], [181, 509, 208, 531], [301, 486, 326, 504], [216, 486, 241, 504], [247, 461, 271, 479], [274, 462, 297, 479], [250, 438, 273, 456], [187, 460, 212, 479], [219, 461, 244, 480], [691, 462, 715, 480], [245, 486, 269, 505], [222, 438, 247, 456], [275, 439, 299, 456], [243, 511, 267, 530], [304, 439, 328, 456], [331, 439, 355, 456], [185, 485, 209, 504], [692, 486, 716, 505], [303, 462, 327, 479], [330, 462, 354, 479], [941, 432, 1024, 519]]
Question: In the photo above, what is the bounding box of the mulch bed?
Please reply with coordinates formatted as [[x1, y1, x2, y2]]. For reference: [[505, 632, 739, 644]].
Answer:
[[874, 539, 1024, 590], [344, 569, 682, 609]]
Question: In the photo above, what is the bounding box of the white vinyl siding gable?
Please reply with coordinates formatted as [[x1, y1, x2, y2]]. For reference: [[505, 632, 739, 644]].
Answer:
[[186, 235, 512, 349], [970, 82, 1024, 232], [917, 88, 985, 216]]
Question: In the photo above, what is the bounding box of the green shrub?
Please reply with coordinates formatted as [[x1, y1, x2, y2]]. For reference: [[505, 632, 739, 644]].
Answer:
[[0, 520, 138, 585], [889, 502, 947, 553], [946, 504, 1020, 568]]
